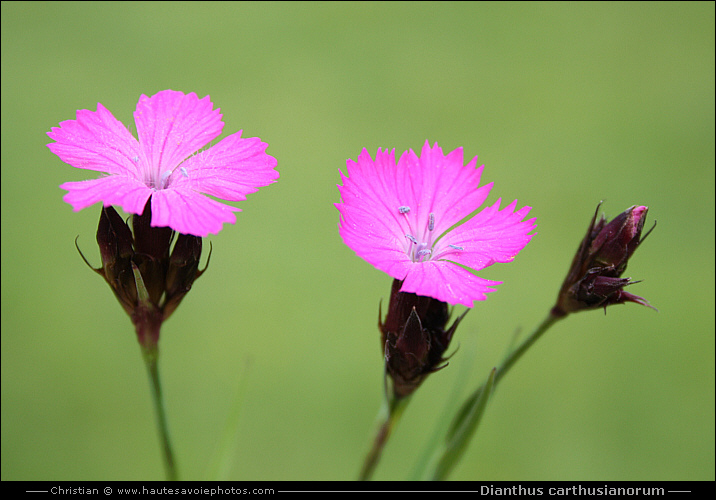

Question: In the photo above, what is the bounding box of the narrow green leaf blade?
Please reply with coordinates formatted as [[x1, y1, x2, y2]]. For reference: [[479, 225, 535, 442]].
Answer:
[[408, 335, 479, 480], [431, 366, 496, 481]]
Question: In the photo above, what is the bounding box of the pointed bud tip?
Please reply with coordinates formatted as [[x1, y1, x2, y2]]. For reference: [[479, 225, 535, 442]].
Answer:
[[554, 203, 654, 315]]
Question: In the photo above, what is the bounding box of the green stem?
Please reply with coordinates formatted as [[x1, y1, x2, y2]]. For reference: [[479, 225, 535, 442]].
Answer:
[[131, 263, 177, 480], [359, 393, 411, 481], [494, 311, 561, 387], [142, 346, 178, 481]]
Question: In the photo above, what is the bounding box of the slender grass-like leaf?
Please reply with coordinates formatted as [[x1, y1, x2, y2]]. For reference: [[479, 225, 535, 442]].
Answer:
[[430, 367, 496, 481], [408, 335, 479, 480]]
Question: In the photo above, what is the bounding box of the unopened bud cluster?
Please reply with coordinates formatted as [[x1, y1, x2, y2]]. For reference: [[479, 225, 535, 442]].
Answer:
[[552, 204, 654, 317], [88, 201, 206, 347]]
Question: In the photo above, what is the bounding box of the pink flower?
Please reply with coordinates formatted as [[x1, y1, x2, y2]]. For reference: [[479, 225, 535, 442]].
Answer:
[[48, 90, 278, 237], [336, 141, 536, 307]]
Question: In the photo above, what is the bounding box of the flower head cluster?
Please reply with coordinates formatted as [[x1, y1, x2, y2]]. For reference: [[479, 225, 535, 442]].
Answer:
[[336, 141, 536, 307], [552, 203, 655, 316], [48, 90, 278, 237]]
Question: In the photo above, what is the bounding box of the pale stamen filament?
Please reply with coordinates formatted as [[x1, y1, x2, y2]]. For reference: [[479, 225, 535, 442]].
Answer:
[[158, 170, 173, 189], [399, 207, 438, 263]]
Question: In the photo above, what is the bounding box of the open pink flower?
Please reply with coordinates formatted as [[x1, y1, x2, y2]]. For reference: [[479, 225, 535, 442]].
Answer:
[[48, 90, 278, 237], [336, 141, 536, 307]]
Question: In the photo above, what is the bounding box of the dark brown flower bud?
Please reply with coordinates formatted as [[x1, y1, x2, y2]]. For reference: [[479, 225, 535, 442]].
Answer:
[[552, 203, 655, 317], [131, 201, 173, 307], [163, 233, 205, 320], [95, 205, 138, 316], [380, 279, 466, 399], [589, 205, 647, 273], [81, 199, 208, 348]]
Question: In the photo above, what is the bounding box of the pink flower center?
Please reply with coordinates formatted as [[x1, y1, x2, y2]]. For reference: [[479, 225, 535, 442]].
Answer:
[[399, 206, 464, 263], [402, 207, 437, 263], [144, 165, 188, 191]]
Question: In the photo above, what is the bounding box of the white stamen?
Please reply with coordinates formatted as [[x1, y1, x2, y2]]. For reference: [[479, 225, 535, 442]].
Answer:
[[417, 249, 432, 257], [398, 206, 411, 214], [180, 167, 189, 178], [406, 234, 418, 244], [428, 213, 435, 231], [131, 156, 139, 163], [159, 170, 172, 189], [448, 244, 464, 251]]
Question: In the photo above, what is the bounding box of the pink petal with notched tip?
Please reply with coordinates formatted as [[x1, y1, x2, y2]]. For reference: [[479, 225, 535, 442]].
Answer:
[[176, 131, 279, 201], [47, 103, 142, 176], [134, 90, 223, 180], [444, 199, 536, 272], [337, 148, 409, 241], [149, 187, 240, 237], [396, 142, 493, 237], [60, 175, 152, 215], [337, 202, 413, 279], [400, 260, 502, 307]]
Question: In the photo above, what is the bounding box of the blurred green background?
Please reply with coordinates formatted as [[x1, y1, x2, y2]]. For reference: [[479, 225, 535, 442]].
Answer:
[[2, 1, 713, 482]]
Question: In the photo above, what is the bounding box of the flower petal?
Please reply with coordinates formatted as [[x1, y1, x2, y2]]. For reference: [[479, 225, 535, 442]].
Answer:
[[337, 148, 414, 249], [150, 187, 240, 237], [443, 199, 536, 271], [60, 175, 152, 214], [47, 103, 142, 176], [134, 90, 224, 178], [337, 202, 414, 279], [172, 131, 279, 201], [401, 260, 501, 307], [398, 141, 493, 237]]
